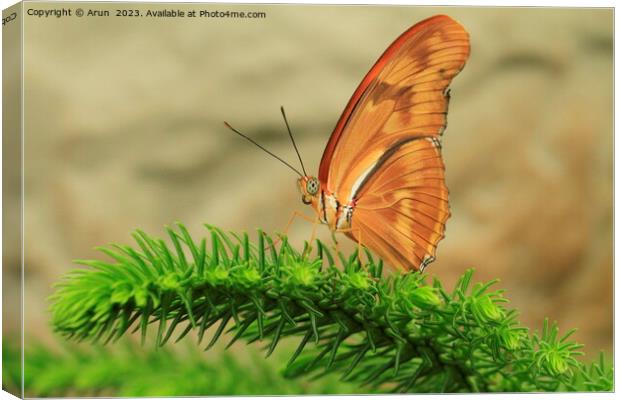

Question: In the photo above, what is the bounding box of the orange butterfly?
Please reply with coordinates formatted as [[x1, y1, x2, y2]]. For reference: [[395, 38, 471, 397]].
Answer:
[[228, 15, 470, 273], [298, 15, 469, 272]]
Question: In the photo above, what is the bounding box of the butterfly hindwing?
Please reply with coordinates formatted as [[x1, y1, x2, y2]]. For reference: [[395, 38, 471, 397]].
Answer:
[[351, 138, 449, 271]]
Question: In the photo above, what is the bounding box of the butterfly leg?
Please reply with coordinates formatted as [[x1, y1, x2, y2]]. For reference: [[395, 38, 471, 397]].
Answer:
[[335, 227, 367, 272], [265, 210, 319, 253], [302, 215, 321, 260], [330, 231, 339, 249], [284, 210, 317, 235], [329, 231, 343, 266]]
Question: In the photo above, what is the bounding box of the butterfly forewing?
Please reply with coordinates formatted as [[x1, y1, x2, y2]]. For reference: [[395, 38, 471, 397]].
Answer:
[[320, 15, 469, 271]]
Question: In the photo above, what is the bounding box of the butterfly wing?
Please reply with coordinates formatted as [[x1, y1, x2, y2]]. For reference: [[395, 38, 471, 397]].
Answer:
[[350, 138, 449, 271], [321, 15, 469, 271]]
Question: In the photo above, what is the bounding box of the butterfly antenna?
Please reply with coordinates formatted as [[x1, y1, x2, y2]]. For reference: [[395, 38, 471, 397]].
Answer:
[[280, 106, 308, 176], [224, 121, 303, 177]]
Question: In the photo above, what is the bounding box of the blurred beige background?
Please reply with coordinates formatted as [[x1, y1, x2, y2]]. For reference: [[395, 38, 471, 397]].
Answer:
[[9, 4, 612, 358]]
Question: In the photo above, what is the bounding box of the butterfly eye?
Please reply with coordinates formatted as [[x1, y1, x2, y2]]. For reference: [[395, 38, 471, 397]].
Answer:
[[306, 178, 319, 195]]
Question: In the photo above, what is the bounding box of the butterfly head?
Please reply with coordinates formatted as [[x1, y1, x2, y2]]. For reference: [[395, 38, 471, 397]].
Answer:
[[298, 176, 320, 205]]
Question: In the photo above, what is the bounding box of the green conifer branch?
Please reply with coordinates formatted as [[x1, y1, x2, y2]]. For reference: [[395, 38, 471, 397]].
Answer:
[[3, 339, 362, 396], [49, 224, 612, 393]]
